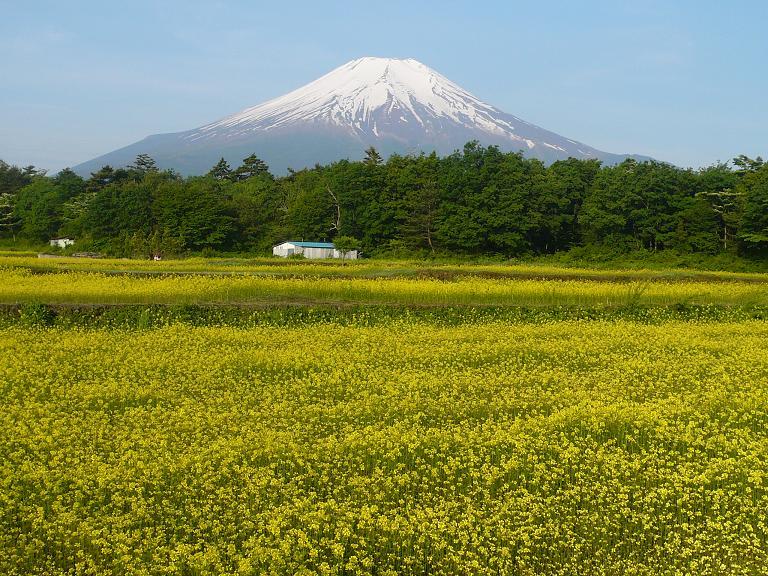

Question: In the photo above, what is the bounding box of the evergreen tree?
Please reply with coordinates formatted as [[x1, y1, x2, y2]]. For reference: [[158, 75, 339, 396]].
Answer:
[[130, 154, 159, 174], [7, 143, 768, 260], [696, 163, 741, 251], [233, 154, 271, 181], [363, 146, 383, 166], [536, 158, 600, 252], [400, 153, 440, 253], [53, 168, 86, 200], [13, 179, 63, 240], [87, 166, 117, 193], [208, 157, 233, 181], [733, 155, 764, 174], [0, 160, 35, 196], [152, 177, 234, 250], [737, 163, 768, 251], [227, 175, 283, 251], [281, 168, 336, 241]]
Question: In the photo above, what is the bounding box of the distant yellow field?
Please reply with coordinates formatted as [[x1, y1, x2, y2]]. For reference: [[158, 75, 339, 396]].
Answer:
[[3, 254, 768, 283], [2, 264, 768, 307]]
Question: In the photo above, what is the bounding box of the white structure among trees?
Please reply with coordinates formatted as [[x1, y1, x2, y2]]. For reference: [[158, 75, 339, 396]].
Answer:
[[49, 237, 74, 249], [272, 241, 358, 260]]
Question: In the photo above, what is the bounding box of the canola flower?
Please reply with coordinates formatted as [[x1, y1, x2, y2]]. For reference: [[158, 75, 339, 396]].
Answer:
[[2, 266, 768, 308], [4, 254, 768, 283], [1, 320, 768, 574]]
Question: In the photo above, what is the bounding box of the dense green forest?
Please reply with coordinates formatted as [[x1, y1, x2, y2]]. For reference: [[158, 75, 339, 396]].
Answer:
[[1, 143, 766, 259]]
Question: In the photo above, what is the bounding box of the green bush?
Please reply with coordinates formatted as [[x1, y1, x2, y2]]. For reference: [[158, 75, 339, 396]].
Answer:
[[18, 303, 55, 327]]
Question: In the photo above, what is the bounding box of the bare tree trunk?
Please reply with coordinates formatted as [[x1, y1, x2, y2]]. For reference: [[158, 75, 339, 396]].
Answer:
[[327, 186, 341, 233]]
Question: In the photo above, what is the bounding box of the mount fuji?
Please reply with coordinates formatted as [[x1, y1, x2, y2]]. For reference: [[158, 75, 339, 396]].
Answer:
[[73, 57, 648, 176]]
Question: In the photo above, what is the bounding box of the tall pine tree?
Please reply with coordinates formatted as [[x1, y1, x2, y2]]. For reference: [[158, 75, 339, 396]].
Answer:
[[130, 154, 159, 174], [208, 158, 233, 181], [233, 154, 271, 181]]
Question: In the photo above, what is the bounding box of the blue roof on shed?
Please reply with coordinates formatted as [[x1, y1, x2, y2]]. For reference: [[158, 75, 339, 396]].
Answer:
[[281, 241, 335, 248]]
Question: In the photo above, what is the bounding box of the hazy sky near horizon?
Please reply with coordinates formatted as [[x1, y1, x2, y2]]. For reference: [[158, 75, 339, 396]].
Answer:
[[1, 0, 765, 171]]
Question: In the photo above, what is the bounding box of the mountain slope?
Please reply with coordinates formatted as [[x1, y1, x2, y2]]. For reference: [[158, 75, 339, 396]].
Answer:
[[73, 57, 648, 176]]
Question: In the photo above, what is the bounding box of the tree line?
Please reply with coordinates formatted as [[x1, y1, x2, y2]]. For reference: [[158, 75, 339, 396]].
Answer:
[[1, 143, 766, 258]]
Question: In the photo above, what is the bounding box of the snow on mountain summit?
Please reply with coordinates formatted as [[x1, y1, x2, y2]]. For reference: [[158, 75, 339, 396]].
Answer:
[[191, 57, 532, 145], [73, 57, 649, 176]]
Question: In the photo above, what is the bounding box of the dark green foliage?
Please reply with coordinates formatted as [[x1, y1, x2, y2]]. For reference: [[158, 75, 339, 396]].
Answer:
[[18, 303, 56, 327], [363, 146, 383, 166], [227, 174, 284, 251], [232, 154, 271, 181], [0, 160, 38, 196], [152, 176, 234, 251], [283, 167, 337, 242], [399, 152, 440, 253], [580, 159, 692, 251], [130, 153, 159, 174], [333, 235, 358, 263], [737, 162, 768, 251], [12, 170, 85, 241], [208, 157, 233, 181], [3, 148, 768, 259], [2, 302, 767, 330], [86, 165, 118, 193]]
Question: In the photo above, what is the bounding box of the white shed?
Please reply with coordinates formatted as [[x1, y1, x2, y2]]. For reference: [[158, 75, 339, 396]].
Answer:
[[272, 241, 358, 260], [49, 237, 74, 249]]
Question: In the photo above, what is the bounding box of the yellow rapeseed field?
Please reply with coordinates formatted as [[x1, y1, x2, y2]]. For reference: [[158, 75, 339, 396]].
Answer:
[[5, 254, 768, 283], [3, 266, 768, 307], [2, 320, 768, 574]]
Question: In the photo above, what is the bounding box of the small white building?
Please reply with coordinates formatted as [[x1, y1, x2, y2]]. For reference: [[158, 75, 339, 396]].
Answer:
[[272, 241, 359, 260], [49, 237, 74, 249]]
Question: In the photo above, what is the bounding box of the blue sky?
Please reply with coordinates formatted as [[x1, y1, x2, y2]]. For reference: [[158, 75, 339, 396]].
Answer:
[[1, 0, 765, 171]]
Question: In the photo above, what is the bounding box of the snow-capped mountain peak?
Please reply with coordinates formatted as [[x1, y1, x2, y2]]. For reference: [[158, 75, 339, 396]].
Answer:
[[192, 57, 526, 142], [74, 57, 649, 176]]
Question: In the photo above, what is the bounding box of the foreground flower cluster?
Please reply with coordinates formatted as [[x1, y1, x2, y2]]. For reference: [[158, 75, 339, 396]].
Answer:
[[2, 320, 768, 574]]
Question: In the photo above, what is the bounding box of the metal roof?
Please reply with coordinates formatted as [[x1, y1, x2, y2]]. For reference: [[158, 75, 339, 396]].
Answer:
[[276, 241, 336, 249]]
